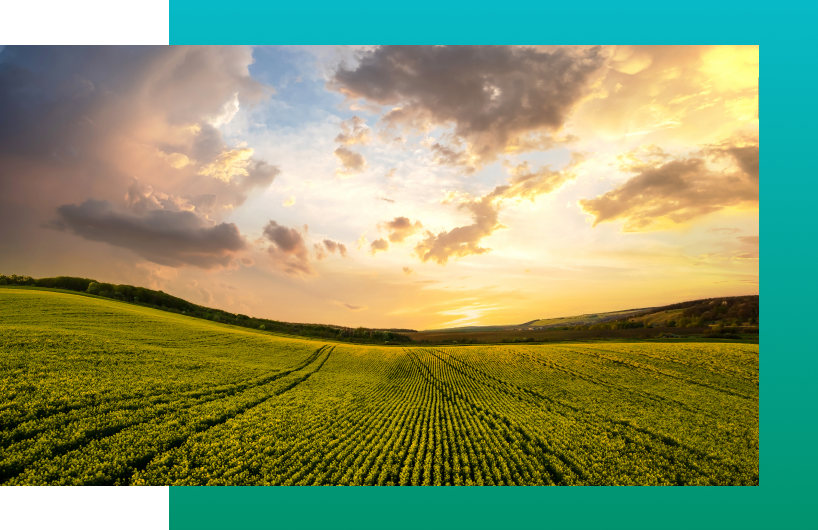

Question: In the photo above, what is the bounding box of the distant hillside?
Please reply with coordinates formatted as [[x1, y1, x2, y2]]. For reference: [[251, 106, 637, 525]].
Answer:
[[0, 273, 415, 345], [429, 294, 760, 334], [625, 295, 759, 327], [524, 295, 758, 331], [419, 313, 645, 333], [525, 308, 651, 329]]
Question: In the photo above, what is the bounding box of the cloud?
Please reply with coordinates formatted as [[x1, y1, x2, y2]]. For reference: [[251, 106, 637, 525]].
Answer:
[[430, 142, 474, 173], [386, 168, 396, 178], [379, 197, 395, 203], [575, 46, 758, 142], [262, 220, 315, 277], [313, 243, 327, 260], [334, 116, 371, 145], [322, 239, 348, 257], [494, 155, 582, 202], [402, 266, 414, 275], [738, 235, 759, 246], [283, 196, 296, 207], [440, 190, 468, 205], [329, 299, 368, 311], [156, 150, 193, 169], [197, 148, 254, 183], [706, 138, 759, 181], [380, 216, 423, 243], [414, 157, 581, 265], [199, 287, 215, 305], [334, 146, 367, 176], [208, 92, 240, 129], [356, 233, 368, 250], [52, 199, 247, 269], [578, 141, 759, 232], [709, 227, 742, 234], [0, 46, 278, 231], [370, 238, 389, 255], [232, 160, 281, 203], [124, 179, 193, 215], [330, 45, 606, 168], [414, 196, 501, 265], [734, 253, 759, 260]]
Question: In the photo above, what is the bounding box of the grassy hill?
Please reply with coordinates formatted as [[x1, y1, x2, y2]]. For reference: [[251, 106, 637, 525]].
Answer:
[[1, 288, 758, 485], [0, 273, 414, 345]]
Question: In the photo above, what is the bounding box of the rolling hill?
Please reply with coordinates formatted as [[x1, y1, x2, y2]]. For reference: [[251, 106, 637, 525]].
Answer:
[[0, 288, 759, 486]]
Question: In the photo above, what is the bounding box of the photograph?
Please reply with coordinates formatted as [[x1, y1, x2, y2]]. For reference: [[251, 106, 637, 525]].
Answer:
[[0, 45, 759, 487]]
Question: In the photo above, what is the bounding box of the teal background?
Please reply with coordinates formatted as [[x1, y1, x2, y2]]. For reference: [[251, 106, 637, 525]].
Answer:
[[168, 1, 815, 528]]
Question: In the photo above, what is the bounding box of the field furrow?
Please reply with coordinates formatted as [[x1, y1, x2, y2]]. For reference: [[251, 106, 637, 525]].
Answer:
[[0, 290, 759, 486]]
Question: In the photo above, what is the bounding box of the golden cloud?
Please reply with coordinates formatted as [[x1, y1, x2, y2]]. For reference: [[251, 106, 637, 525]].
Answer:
[[198, 148, 254, 183]]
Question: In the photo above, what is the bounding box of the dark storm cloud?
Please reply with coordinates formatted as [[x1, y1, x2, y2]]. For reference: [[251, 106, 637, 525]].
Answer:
[[262, 220, 315, 276], [330, 46, 606, 167], [52, 199, 247, 269]]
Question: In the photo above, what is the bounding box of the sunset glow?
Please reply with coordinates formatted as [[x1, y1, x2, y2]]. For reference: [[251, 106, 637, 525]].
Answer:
[[0, 45, 759, 329]]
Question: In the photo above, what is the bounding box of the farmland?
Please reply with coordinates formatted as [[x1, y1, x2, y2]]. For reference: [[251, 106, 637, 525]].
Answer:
[[0, 288, 759, 486], [404, 326, 728, 344]]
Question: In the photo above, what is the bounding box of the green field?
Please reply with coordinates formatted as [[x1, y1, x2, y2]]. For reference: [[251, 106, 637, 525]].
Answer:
[[0, 289, 759, 485]]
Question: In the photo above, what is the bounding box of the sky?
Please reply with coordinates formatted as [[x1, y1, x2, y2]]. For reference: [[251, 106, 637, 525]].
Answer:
[[0, 45, 759, 329]]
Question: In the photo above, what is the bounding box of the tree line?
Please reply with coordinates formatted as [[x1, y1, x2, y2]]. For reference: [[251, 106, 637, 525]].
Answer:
[[0, 274, 413, 345]]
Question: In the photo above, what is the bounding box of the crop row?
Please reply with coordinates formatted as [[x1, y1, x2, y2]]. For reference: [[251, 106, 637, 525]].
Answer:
[[122, 344, 757, 486]]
